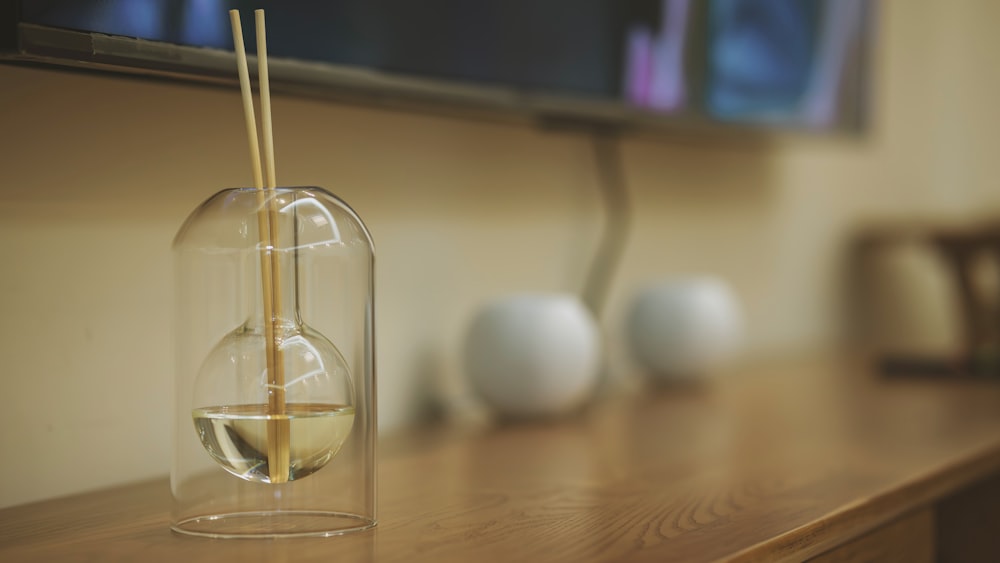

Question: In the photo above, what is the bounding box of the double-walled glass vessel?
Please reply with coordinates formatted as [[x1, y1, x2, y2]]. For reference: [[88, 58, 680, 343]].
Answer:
[[172, 187, 376, 537]]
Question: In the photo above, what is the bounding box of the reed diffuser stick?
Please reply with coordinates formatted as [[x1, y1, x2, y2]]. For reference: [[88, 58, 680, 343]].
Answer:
[[255, 8, 290, 483], [257, 9, 277, 191], [228, 10, 262, 190], [229, 9, 289, 483]]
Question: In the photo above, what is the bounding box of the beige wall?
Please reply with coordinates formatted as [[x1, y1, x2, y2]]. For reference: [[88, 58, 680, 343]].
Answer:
[[2, 0, 999, 508]]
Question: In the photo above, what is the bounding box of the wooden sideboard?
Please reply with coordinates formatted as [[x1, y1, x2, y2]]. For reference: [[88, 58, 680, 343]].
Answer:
[[3, 357, 1000, 562]]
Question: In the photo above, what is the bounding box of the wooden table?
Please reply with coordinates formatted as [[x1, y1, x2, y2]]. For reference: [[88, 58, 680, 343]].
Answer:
[[4, 357, 1000, 562]]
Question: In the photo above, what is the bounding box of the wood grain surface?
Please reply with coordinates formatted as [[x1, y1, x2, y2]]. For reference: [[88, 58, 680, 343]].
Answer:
[[808, 508, 934, 563], [3, 356, 1000, 562]]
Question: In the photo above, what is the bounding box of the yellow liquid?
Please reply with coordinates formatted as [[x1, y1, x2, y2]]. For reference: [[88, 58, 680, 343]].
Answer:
[[192, 403, 355, 483]]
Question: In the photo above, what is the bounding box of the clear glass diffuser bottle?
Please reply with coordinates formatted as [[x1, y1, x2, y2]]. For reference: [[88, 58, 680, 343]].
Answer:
[[171, 187, 376, 538]]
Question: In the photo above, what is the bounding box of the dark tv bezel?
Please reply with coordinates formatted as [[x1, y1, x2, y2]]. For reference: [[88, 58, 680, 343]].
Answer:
[[0, 3, 875, 139]]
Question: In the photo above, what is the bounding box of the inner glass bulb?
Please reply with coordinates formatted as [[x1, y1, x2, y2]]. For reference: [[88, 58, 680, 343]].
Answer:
[[192, 320, 355, 484]]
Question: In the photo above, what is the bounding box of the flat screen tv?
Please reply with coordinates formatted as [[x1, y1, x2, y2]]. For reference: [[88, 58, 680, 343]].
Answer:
[[1, 0, 877, 136]]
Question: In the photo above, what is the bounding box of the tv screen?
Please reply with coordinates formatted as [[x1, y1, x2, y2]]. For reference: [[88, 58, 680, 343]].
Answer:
[[4, 0, 876, 134]]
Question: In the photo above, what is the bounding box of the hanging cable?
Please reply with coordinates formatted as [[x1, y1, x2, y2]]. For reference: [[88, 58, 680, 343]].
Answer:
[[582, 133, 633, 318]]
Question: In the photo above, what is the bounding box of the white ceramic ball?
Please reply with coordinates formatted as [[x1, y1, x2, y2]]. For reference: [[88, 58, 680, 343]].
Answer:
[[627, 277, 742, 381], [464, 293, 602, 418]]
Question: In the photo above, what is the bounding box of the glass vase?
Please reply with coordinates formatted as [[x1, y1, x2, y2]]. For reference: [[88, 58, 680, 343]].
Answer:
[[171, 186, 376, 538]]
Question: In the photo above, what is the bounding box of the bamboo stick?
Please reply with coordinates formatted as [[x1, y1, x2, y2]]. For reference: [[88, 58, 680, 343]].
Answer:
[[255, 8, 290, 484], [229, 9, 289, 483]]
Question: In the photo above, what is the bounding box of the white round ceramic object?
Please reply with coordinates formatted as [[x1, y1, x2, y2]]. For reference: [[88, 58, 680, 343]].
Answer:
[[627, 277, 742, 381], [464, 293, 601, 418]]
